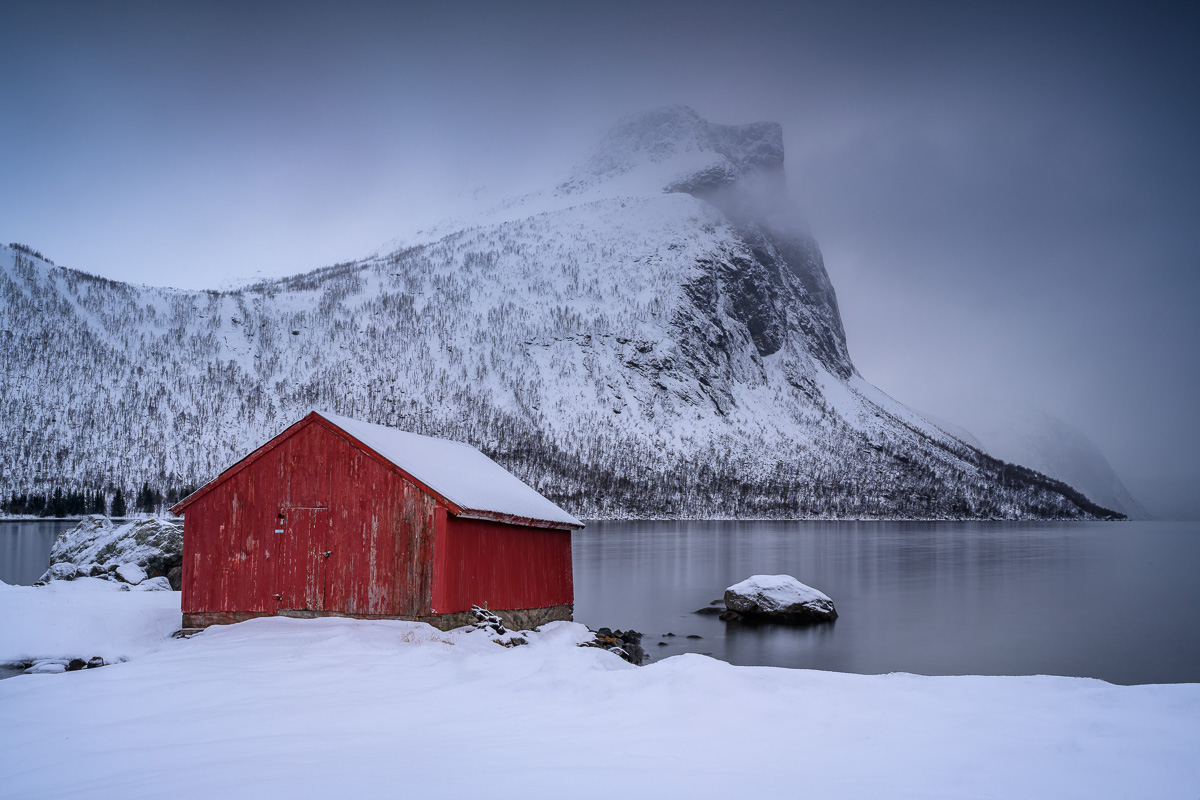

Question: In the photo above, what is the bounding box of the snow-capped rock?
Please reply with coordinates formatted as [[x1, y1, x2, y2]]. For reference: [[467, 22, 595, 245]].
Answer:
[[132, 576, 172, 592], [115, 563, 147, 585], [0, 108, 1122, 520], [40, 516, 183, 587], [723, 574, 838, 623], [44, 562, 79, 582]]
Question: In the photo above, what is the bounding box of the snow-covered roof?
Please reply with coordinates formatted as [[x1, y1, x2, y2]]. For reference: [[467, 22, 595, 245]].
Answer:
[[314, 411, 582, 529]]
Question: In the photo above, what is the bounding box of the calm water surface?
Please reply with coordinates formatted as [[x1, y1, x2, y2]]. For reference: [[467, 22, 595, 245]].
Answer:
[[572, 520, 1200, 685], [0, 520, 77, 584], [5, 518, 1197, 684]]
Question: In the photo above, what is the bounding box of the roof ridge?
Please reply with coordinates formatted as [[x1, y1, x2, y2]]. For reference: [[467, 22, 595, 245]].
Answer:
[[313, 410, 480, 451]]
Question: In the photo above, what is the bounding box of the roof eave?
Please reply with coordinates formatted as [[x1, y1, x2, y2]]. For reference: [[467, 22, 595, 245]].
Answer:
[[453, 509, 584, 531]]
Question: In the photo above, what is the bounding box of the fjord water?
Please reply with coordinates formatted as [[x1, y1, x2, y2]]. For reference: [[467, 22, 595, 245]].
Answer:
[[0, 520, 76, 585], [5, 519, 1197, 684], [572, 520, 1200, 685]]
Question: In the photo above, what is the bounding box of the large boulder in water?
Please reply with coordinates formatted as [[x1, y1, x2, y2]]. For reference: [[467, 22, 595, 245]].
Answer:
[[40, 515, 183, 588], [722, 574, 837, 624]]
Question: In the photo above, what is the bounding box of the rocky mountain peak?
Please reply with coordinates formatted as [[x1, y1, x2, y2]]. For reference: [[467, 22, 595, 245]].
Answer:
[[0, 109, 1122, 522], [559, 106, 785, 196]]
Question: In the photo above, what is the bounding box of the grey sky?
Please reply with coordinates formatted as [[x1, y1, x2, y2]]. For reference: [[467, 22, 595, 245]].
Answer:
[[3, 2, 1197, 517]]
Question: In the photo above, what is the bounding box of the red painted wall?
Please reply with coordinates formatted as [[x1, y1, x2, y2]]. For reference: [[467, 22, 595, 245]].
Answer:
[[181, 418, 436, 618], [435, 515, 573, 613], [181, 415, 574, 621]]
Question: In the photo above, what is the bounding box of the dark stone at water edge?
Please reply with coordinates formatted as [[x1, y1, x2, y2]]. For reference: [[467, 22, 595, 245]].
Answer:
[[579, 626, 645, 665], [693, 606, 723, 615], [722, 574, 838, 625], [618, 630, 643, 645]]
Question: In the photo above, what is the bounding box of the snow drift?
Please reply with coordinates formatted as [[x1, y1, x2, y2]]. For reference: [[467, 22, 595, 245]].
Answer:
[[0, 592, 1196, 799]]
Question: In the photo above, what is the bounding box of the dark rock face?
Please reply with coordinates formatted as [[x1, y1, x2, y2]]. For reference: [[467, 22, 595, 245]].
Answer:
[[674, 221, 852, 385], [595, 106, 854, 382], [630, 109, 855, 424]]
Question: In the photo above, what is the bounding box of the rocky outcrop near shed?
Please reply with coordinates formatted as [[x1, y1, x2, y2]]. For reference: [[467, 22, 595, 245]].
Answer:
[[40, 516, 182, 589]]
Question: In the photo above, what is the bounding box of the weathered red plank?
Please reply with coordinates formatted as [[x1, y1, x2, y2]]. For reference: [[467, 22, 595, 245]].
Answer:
[[436, 516, 573, 614]]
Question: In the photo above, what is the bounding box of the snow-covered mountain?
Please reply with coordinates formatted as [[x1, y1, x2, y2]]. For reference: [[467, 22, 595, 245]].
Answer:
[[927, 410, 1149, 520], [0, 107, 1119, 519]]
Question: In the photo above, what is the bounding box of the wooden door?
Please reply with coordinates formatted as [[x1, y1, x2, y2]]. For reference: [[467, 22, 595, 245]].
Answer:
[[277, 507, 330, 612]]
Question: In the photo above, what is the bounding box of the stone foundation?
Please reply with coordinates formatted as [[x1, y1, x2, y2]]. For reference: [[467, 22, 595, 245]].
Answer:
[[182, 604, 573, 632]]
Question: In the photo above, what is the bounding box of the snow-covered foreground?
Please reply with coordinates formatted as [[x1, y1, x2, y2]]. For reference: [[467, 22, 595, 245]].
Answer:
[[0, 578, 181, 664], [1, 588, 1198, 799]]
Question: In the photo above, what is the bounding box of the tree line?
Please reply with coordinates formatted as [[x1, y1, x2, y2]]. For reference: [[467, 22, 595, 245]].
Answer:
[[1, 483, 197, 518]]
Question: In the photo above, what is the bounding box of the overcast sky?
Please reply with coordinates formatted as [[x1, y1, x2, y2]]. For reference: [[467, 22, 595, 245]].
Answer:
[[3, 1, 1198, 517]]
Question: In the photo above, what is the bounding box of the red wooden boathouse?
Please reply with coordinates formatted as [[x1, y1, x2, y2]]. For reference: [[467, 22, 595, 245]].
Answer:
[[171, 411, 583, 630]]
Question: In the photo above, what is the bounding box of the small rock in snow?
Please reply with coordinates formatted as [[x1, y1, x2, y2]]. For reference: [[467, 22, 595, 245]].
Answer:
[[26, 662, 66, 674], [132, 576, 172, 592], [42, 562, 78, 582], [116, 563, 148, 585]]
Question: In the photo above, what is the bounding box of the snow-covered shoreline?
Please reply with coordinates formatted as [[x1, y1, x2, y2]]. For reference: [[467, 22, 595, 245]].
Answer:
[[0, 578, 181, 665], [1, 582, 1197, 798]]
